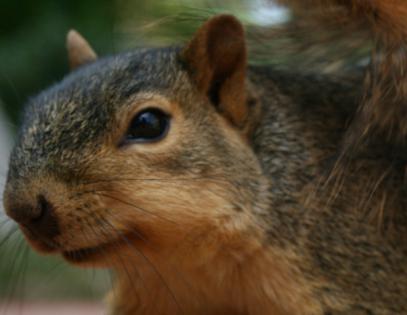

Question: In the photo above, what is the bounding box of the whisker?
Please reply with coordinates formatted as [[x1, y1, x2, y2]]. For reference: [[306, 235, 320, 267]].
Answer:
[[101, 209, 148, 244], [80, 175, 230, 187], [94, 192, 178, 225], [14, 244, 30, 312], [0, 217, 13, 229], [78, 184, 248, 227], [85, 214, 146, 303], [99, 217, 184, 314], [22, 224, 58, 250], [366, 167, 391, 206], [34, 261, 68, 292], [1, 236, 26, 311], [79, 186, 269, 252], [0, 226, 19, 248]]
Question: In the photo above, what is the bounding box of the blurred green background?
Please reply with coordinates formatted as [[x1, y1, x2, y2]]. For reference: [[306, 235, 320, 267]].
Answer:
[[0, 0, 292, 303], [0, 0, 293, 127]]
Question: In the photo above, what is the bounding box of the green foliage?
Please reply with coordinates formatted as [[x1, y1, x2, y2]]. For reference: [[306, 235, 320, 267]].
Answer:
[[0, 0, 116, 125]]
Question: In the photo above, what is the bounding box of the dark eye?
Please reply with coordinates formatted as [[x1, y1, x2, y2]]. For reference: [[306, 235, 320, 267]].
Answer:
[[124, 108, 170, 144]]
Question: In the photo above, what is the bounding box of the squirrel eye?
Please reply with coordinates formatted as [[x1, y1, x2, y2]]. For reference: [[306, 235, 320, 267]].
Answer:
[[123, 108, 170, 144]]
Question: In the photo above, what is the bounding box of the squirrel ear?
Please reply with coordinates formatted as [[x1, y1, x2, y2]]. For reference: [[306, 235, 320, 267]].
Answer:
[[181, 15, 249, 129], [66, 30, 97, 70]]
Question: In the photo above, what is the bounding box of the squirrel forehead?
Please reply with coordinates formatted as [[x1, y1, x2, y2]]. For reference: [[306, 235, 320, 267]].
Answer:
[[31, 46, 181, 110], [11, 47, 186, 176]]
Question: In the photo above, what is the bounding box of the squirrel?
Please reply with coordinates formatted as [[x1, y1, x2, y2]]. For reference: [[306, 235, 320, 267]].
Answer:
[[2, 0, 407, 314]]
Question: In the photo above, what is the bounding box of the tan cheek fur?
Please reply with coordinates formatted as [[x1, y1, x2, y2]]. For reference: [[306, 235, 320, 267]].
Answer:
[[19, 98, 321, 314], [98, 117, 319, 314]]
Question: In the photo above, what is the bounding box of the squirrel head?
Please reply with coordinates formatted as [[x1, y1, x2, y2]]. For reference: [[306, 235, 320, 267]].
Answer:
[[3, 15, 267, 267]]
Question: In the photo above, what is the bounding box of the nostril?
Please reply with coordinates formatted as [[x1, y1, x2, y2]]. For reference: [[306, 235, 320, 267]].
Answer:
[[6, 194, 60, 240], [32, 194, 51, 223], [32, 194, 60, 239]]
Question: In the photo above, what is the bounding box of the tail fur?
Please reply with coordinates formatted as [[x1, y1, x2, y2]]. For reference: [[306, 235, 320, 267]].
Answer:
[[277, 0, 407, 144]]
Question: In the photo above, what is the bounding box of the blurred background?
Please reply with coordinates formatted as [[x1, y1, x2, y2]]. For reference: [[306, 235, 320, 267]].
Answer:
[[0, 0, 368, 313]]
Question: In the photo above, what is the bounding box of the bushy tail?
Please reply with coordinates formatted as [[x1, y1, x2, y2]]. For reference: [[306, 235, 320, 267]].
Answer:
[[277, 0, 407, 144]]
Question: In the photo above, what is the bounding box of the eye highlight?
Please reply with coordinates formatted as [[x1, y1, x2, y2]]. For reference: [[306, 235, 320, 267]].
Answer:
[[122, 108, 170, 145]]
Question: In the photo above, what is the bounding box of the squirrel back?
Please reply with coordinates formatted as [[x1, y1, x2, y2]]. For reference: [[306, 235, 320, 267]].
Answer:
[[2, 2, 407, 315]]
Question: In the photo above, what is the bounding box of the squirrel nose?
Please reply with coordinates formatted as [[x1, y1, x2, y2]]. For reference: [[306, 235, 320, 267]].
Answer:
[[6, 195, 60, 240]]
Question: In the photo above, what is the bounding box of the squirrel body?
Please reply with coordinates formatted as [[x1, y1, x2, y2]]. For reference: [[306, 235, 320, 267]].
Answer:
[[3, 2, 407, 315]]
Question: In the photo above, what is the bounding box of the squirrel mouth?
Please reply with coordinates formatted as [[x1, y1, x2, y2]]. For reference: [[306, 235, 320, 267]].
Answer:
[[62, 243, 114, 263], [62, 235, 135, 263], [61, 235, 142, 264], [62, 244, 110, 263]]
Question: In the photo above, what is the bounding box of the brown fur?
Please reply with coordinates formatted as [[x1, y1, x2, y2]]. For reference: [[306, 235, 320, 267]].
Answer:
[[182, 15, 249, 131], [278, 0, 407, 143], [2, 9, 407, 315]]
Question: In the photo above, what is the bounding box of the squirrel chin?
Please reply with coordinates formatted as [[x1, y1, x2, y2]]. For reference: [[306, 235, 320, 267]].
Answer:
[[62, 232, 143, 266], [62, 242, 117, 265], [62, 238, 128, 266]]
